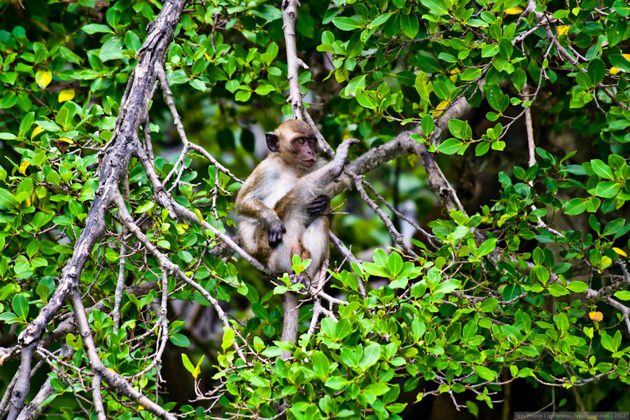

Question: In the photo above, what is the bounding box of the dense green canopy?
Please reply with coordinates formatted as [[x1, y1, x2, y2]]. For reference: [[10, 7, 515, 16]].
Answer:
[[0, 0, 629, 419]]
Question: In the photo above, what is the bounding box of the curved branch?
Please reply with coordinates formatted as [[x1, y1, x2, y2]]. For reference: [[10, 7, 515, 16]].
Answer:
[[5, 2, 187, 418], [70, 288, 176, 420]]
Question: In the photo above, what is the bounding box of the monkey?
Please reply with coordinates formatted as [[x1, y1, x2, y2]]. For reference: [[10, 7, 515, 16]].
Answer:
[[266, 137, 358, 282], [236, 119, 330, 268], [236, 120, 357, 358]]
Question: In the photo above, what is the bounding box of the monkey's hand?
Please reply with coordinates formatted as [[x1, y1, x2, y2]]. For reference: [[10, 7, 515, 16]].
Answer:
[[268, 219, 286, 247], [307, 195, 330, 216]]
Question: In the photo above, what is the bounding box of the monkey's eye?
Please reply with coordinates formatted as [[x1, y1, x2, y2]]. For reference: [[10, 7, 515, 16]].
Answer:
[[297, 138, 305, 144]]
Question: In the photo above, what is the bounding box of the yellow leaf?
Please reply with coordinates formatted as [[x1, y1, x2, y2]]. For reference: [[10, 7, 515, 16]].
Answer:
[[193, 365, 201, 380], [613, 247, 627, 257], [58, 89, 75, 103], [588, 311, 603, 322], [557, 25, 570, 36], [35, 69, 52, 88], [432, 100, 450, 117], [449, 68, 460, 82], [610, 67, 620, 75], [176, 223, 189, 235], [56, 137, 74, 144], [623, 53, 630, 61], [31, 126, 44, 139], [505, 6, 523, 14], [19, 161, 30, 175], [204, 53, 210, 60]]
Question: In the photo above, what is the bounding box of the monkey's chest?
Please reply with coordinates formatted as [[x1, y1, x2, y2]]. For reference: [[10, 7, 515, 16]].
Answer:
[[262, 174, 297, 207]]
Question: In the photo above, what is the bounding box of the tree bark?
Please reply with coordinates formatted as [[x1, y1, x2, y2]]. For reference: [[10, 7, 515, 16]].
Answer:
[[6, 1, 187, 419]]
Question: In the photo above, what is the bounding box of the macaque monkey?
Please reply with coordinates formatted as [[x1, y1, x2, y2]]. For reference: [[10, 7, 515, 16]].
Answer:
[[266, 137, 358, 281], [236, 120, 357, 356], [236, 119, 329, 271]]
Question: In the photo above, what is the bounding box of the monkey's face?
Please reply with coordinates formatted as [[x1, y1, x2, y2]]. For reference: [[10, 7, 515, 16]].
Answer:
[[267, 120, 319, 170], [291, 136, 318, 169]]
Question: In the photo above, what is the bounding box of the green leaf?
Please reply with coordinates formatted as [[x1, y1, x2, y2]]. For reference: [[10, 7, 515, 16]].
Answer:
[[565, 198, 586, 215], [461, 67, 481, 81], [261, 346, 283, 358], [555, 312, 569, 335], [221, 327, 235, 351], [312, 351, 330, 380], [100, 37, 124, 62], [475, 141, 490, 156], [438, 138, 463, 155], [411, 318, 426, 340], [82, 23, 114, 34], [255, 84, 275, 95], [600, 332, 618, 353], [566, 281, 588, 293], [614, 290, 630, 301], [479, 297, 499, 312], [462, 320, 478, 341], [548, 283, 569, 297], [332, 16, 361, 31], [170, 333, 190, 348], [591, 159, 614, 179], [485, 85, 509, 113], [12, 294, 29, 319], [134, 201, 155, 214], [481, 44, 499, 58], [400, 13, 419, 38], [448, 119, 471, 140], [235, 90, 251, 102], [473, 365, 497, 381], [609, 54, 630, 73], [370, 13, 393, 29], [325, 376, 349, 390], [360, 343, 381, 369], [181, 354, 195, 374], [434, 278, 461, 295], [587, 59, 606, 84], [421, 114, 434, 136], [387, 252, 403, 277], [613, 0, 630, 16], [420, 0, 448, 15], [477, 238, 497, 257], [595, 181, 621, 198], [414, 71, 432, 102], [512, 68, 527, 92], [365, 383, 390, 396]]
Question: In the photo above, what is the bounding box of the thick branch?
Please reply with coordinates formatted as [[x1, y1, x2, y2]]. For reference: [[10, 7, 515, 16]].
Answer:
[[6, 2, 187, 418]]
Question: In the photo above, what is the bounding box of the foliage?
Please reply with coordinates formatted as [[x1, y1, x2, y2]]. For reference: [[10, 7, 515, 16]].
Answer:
[[1, 0, 630, 419]]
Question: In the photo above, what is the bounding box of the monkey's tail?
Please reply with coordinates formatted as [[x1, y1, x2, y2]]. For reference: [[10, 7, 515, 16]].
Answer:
[[280, 291, 299, 360]]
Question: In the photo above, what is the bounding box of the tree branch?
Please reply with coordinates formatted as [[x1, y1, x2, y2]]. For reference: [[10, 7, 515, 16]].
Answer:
[[5, 2, 187, 418]]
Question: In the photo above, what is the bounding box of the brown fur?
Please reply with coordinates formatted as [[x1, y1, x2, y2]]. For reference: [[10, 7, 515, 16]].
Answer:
[[236, 120, 357, 358], [236, 120, 320, 265]]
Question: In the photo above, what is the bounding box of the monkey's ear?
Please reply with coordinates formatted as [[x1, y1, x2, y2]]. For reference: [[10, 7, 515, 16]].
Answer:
[[265, 132, 280, 152]]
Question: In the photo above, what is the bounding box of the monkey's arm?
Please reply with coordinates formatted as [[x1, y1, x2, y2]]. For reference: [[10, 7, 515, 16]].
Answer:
[[236, 166, 287, 246], [298, 138, 360, 198]]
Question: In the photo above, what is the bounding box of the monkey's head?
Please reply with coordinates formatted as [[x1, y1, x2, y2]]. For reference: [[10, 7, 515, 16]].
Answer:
[[266, 120, 318, 170]]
